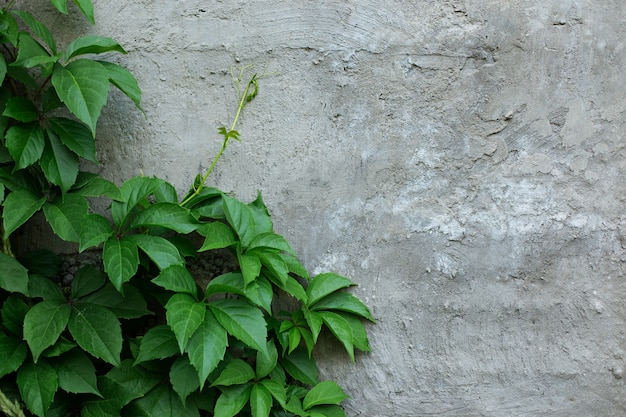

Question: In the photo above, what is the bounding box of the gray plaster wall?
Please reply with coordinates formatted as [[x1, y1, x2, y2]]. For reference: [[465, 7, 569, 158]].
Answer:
[[32, 0, 626, 415]]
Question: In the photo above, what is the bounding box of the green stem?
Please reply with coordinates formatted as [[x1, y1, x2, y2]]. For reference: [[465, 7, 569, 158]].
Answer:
[[180, 74, 257, 207]]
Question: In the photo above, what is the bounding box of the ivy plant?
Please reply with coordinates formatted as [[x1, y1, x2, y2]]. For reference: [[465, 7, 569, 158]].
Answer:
[[0, 2, 373, 417]]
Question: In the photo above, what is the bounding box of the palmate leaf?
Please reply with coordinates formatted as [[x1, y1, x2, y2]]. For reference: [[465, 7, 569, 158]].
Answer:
[[302, 381, 349, 410], [208, 298, 268, 355], [197, 221, 236, 251], [5, 122, 45, 170], [125, 384, 200, 417], [129, 202, 198, 234], [12, 10, 57, 54], [186, 308, 228, 388], [48, 117, 97, 162], [23, 300, 71, 362], [56, 350, 101, 396], [309, 291, 374, 322], [152, 264, 197, 295], [214, 384, 252, 417], [2, 189, 45, 240], [79, 213, 114, 252], [134, 325, 179, 364], [98, 60, 142, 110], [17, 358, 58, 417], [40, 130, 79, 193], [306, 273, 355, 307], [64, 36, 126, 61], [51, 59, 110, 136], [111, 176, 164, 228], [0, 252, 30, 295], [130, 234, 184, 270], [223, 194, 256, 247], [165, 293, 205, 353], [170, 356, 200, 406], [2, 96, 39, 122], [42, 193, 88, 242], [103, 236, 139, 293], [0, 333, 28, 378], [250, 383, 272, 417], [50, 0, 95, 25], [68, 303, 122, 366], [211, 359, 255, 387]]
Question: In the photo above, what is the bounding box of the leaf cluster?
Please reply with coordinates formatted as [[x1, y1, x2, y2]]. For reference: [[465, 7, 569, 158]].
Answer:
[[0, 2, 374, 417]]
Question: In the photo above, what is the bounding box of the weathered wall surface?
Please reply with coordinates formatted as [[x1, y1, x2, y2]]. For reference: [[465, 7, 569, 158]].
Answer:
[[36, 0, 626, 415]]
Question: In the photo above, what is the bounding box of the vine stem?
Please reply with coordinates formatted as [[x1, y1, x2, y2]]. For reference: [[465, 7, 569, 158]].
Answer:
[[180, 73, 257, 207]]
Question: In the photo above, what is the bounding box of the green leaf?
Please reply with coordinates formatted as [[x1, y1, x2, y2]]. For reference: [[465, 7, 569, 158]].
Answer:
[[79, 213, 113, 252], [247, 233, 295, 255], [302, 381, 349, 410], [239, 253, 261, 287], [24, 300, 71, 362], [64, 36, 126, 61], [12, 10, 56, 54], [5, 122, 45, 170], [40, 130, 79, 193], [259, 379, 286, 408], [170, 355, 200, 406], [2, 96, 39, 122], [74, 175, 123, 200], [222, 194, 256, 247], [98, 61, 142, 110], [2, 189, 45, 240], [0, 55, 6, 85], [248, 192, 273, 235], [126, 384, 200, 417], [307, 404, 347, 417], [303, 308, 323, 343], [340, 313, 370, 352], [1, 295, 29, 335], [17, 358, 58, 417], [256, 339, 278, 379], [197, 221, 236, 251], [72, 0, 95, 24], [276, 276, 308, 303], [95, 360, 160, 408], [19, 249, 61, 278], [41, 336, 75, 358], [134, 325, 179, 364], [68, 303, 122, 366], [251, 383, 272, 417], [214, 384, 252, 417], [56, 350, 101, 396], [43, 193, 88, 242], [310, 292, 374, 322], [0, 10, 19, 45], [0, 334, 27, 378], [48, 117, 97, 162], [208, 298, 268, 355], [129, 202, 198, 234], [152, 264, 197, 295], [0, 252, 30, 295], [154, 181, 178, 203], [70, 265, 106, 299], [186, 308, 228, 389], [318, 311, 354, 361], [257, 251, 289, 286], [281, 253, 310, 280], [111, 176, 164, 228], [281, 348, 318, 386], [103, 236, 139, 293], [130, 234, 184, 270], [50, 0, 69, 14], [13, 32, 57, 68], [306, 273, 355, 307], [51, 59, 110, 136], [166, 293, 205, 353], [212, 359, 255, 387], [80, 282, 150, 319]]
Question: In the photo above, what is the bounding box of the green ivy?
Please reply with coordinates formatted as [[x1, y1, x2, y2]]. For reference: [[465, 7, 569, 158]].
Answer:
[[0, 2, 374, 417]]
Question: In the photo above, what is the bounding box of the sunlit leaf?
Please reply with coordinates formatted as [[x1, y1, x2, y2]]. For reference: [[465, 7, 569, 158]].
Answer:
[[64, 36, 126, 61], [98, 60, 142, 110], [208, 298, 268, 355], [306, 273, 355, 307], [302, 381, 349, 410]]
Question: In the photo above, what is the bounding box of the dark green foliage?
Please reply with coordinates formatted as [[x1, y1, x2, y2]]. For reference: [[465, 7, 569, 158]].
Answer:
[[0, 2, 373, 416]]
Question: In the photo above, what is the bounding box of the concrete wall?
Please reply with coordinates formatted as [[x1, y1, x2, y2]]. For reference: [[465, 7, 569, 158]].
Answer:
[[36, 1, 626, 415]]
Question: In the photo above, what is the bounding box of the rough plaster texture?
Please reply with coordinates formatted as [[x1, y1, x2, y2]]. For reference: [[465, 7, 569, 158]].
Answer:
[[26, 0, 626, 415]]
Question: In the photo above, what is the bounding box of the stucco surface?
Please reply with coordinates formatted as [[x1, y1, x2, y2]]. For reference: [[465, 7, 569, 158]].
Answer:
[[28, 1, 626, 415]]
